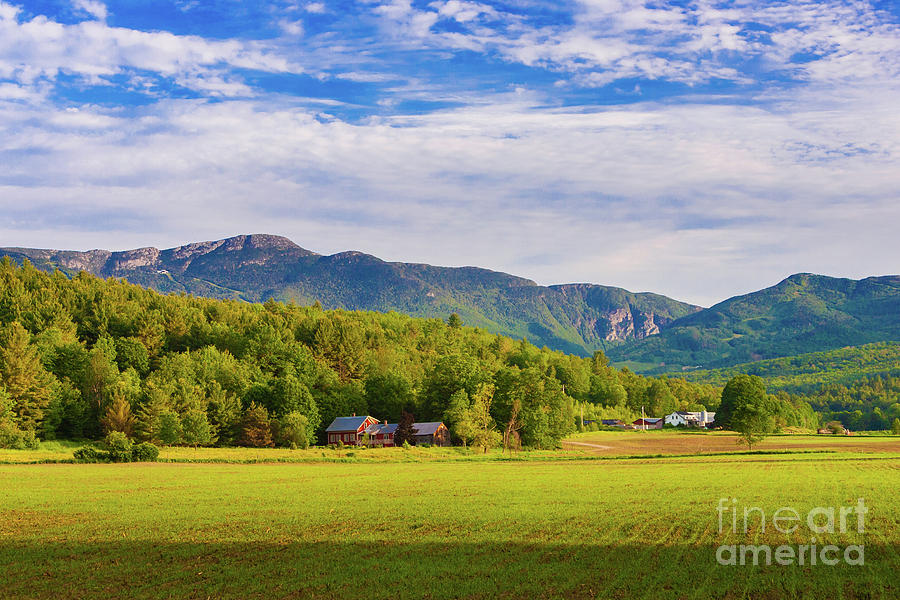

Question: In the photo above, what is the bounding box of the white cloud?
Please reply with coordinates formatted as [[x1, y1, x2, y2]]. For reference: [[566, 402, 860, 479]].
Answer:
[[0, 1, 298, 93], [72, 0, 107, 21], [365, 0, 900, 88], [279, 19, 304, 36]]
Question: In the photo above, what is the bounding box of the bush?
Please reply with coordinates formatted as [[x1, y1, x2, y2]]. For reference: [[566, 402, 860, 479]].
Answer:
[[104, 431, 134, 462], [131, 442, 159, 462], [72, 440, 159, 463], [0, 421, 39, 449], [73, 446, 104, 462]]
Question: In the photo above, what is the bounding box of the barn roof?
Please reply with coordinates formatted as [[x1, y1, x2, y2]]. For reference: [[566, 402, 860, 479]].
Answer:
[[412, 422, 445, 436], [326, 416, 374, 432]]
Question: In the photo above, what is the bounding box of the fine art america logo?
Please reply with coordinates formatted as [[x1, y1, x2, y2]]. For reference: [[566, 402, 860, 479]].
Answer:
[[715, 498, 867, 566]]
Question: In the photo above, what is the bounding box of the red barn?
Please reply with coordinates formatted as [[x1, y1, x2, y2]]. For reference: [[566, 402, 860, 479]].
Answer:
[[632, 417, 663, 430], [325, 415, 379, 445]]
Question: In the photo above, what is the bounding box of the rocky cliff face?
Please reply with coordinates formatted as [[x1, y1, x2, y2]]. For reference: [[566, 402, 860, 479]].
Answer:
[[107, 247, 161, 272], [603, 307, 663, 341]]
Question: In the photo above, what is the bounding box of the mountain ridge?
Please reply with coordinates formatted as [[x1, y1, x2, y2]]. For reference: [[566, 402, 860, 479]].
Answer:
[[0, 234, 699, 356], [607, 272, 900, 371]]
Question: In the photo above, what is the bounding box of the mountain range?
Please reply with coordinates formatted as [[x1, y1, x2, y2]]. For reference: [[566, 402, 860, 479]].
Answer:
[[3, 234, 899, 372], [0, 234, 698, 357]]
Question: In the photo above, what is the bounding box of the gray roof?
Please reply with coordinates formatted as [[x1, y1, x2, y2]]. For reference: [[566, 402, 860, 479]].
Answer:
[[412, 422, 445, 436], [326, 416, 374, 433], [365, 423, 398, 435]]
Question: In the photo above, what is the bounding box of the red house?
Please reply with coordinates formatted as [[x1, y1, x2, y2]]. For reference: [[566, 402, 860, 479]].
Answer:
[[325, 415, 379, 445], [632, 417, 663, 430]]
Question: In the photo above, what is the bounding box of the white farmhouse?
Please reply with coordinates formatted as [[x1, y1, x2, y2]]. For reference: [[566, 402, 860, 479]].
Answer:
[[664, 410, 716, 428]]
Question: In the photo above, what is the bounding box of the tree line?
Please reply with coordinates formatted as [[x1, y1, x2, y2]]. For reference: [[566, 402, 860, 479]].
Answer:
[[0, 260, 817, 450]]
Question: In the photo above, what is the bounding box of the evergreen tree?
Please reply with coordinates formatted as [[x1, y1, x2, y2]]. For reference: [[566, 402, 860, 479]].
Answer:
[[101, 393, 136, 437], [393, 411, 417, 446], [136, 389, 169, 443], [239, 402, 274, 448], [0, 322, 54, 432]]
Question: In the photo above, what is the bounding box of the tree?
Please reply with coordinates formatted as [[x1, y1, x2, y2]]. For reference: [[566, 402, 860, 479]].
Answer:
[[393, 411, 417, 446], [239, 402, 274, 448], [647, 379, 677, 417], [716, 374, 766, 430], [892, 418, 900, 435], [206, 384, 242, 446], [447, 313, 462, 329], [135, 389, 169, 443], [365, 372, 414, 423], [158, 410, 182, 445], [181, 410, 215, 446], [0, 322, 55, 432], [470, 384, 500, 453], [100, 392, 136, 437], [421, 354, 486, 420], [276, 411, 310, 449], [444, 389, 475, 447], [721, 375, 777, 450]]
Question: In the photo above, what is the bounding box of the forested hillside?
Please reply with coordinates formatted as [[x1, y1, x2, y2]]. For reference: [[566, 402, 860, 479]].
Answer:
[[0, 235, 699, 356], [609, 273, 900, 371], [0, 259, 818, 448]]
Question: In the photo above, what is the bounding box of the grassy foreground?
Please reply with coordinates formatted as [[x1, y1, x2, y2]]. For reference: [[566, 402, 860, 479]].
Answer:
[[1, 451, 898, 599]]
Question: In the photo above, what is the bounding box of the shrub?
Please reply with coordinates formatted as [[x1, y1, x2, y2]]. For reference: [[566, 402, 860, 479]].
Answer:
[[104, 431, 134, 462], [131, 442, 159, 462], [73, 446, 104, 462], [0, 421, 39, 449]]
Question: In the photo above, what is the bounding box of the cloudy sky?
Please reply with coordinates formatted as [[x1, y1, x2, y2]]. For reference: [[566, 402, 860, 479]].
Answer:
[[1, 0, 899, 306]]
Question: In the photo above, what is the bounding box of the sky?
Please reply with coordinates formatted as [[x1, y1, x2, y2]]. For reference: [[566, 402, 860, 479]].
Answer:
[[1, 0, 899, 306]]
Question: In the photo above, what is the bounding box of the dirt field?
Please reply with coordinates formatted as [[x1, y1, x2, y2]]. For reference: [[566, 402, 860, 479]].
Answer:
[[562, 430, 900, 455]]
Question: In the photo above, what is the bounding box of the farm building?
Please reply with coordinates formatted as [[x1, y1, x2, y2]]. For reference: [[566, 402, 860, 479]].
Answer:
[[411, 422, 451, 446], [364, 422, 398, 447], [328, 417, 451, 447], [664, 411, 716, 428], [325, 415, 379, 445], [632, 417, 663, 430], [601, 419, 626, 428]]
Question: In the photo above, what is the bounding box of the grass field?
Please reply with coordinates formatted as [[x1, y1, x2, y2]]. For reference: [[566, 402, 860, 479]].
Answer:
[[1, 435, 899, 599]]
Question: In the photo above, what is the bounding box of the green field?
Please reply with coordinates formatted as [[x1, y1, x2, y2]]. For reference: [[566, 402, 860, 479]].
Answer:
[[2, 438, 899, 599]]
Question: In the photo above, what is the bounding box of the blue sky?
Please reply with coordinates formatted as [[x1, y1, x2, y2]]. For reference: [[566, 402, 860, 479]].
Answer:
[[1, 0, 899, 305]]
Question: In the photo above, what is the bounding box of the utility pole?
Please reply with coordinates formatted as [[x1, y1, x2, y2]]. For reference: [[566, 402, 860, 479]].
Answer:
[[641, 405, 646, 432], [580, 403, 584, 429]]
